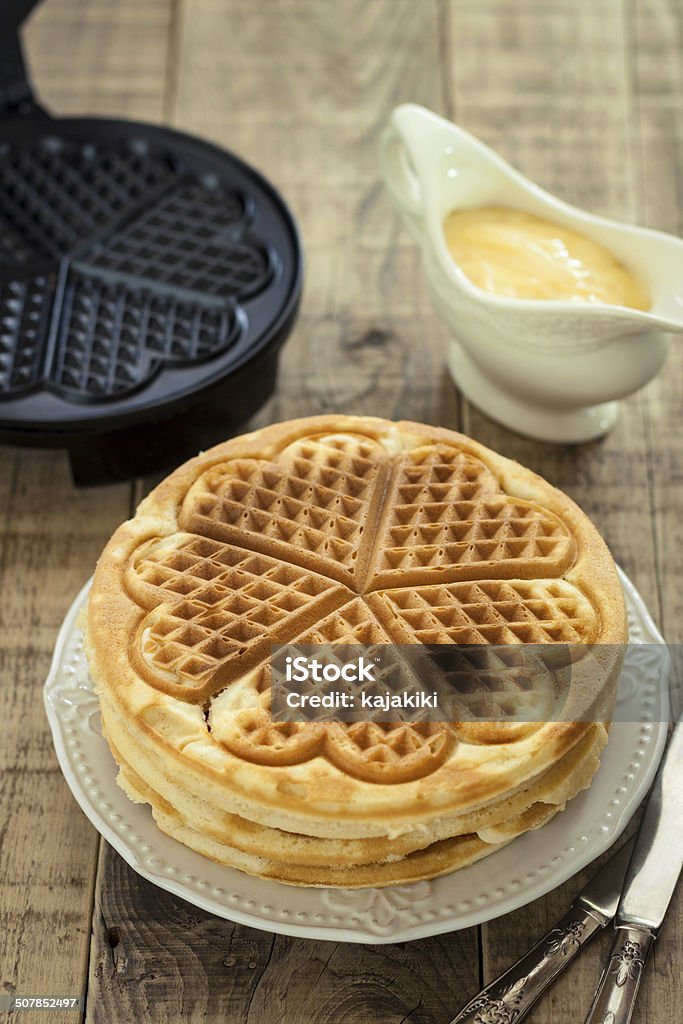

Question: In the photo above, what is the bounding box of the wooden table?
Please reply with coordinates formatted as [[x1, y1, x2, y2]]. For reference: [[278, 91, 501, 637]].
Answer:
[[2, 1, 681, 1021]]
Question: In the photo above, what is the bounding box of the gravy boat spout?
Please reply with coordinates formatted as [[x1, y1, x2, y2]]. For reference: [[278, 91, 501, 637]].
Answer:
[[380, 103, 683, 442]]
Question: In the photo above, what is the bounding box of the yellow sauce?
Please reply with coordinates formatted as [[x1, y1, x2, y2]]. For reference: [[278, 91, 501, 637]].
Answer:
[[443, 206, 649, 310]]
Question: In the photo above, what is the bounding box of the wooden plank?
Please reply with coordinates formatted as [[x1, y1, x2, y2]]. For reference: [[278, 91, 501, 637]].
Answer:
[[0, 4, 173, 1022], [628, 0, 683, 662], [88, 845, 277, 1024], [0, 451, 131, 1022], [445, 0, 659, 612], [169, 0, 458, 431], [444, 1, 673, 1021], [14, 3, 678, 1024], [25, 0, 174, 120], [623, 1, 683, 1018], [90, 842, 476, 1024], [85, 2, 477, 1023]]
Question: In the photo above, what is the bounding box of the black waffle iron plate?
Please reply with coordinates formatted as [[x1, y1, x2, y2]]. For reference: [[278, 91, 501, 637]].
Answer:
[[0, 2, 302, 483]]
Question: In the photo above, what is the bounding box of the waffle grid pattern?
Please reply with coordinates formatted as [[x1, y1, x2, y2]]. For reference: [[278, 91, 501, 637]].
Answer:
[[50, 273, 237, 398], [0, 137, 279, 403], [221, 700, 455, 783], [0, 274, 54, 394], [215, 599, 455, 781], [133, 535, 343, 697], [369, 580, 593, 644], [180, 437, 385, 584], [0, 140, 175, 262], [85, 182, 272, 298], [122, 432, 598, 780], [409, 643, 564, 723], [370, 444, 572, 584]]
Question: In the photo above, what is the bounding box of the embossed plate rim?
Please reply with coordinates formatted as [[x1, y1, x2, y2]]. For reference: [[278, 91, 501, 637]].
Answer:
[[44, 567, 668, 943]]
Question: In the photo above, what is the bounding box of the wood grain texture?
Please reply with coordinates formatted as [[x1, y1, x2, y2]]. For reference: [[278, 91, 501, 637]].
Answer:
[[445, 2, 682, 1022], [445, 0, 660, 614], [0, 452, 131, 1024], [3, 1, 680, 1023], [25, 0, 174, 120], [169, 0, 457, 431], [85, 2, 477, 1020], [0, 3, 172, 1023], [623, 2, 683, 1017], [89, 844, 476, 1024]]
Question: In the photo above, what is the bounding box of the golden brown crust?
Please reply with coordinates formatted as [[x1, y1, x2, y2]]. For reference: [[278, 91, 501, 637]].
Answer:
[[108, 722, 605, 870], [86, 415, 626, 885]]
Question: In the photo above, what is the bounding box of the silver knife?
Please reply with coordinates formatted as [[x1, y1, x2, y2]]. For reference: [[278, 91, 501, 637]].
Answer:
[[449, 840, 635, 1024], [584, 720, 683, 1024]]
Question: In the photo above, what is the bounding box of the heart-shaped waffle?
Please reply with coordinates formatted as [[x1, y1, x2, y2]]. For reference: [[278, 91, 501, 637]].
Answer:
[[125, 534, 347, 701], [179, 433, 392, 588], [366, 443, 575, 588], [209, 598, 456, 784], [86, 416, 626, 887]]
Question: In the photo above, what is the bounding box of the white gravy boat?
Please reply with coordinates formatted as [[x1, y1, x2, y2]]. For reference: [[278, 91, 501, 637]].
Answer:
[[380, 103, 683, 442]]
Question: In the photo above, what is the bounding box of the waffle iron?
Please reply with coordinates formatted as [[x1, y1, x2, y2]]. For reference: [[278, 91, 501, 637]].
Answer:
[[0, 1, 302, 483]]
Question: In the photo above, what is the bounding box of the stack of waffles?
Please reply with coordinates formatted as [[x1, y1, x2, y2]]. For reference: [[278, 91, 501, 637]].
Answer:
[[85, 416, 627, 887]]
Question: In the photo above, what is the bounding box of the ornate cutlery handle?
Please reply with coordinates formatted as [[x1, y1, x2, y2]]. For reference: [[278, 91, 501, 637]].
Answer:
[[583, 925, 655, 1024], [450, 903, 606, 1024]]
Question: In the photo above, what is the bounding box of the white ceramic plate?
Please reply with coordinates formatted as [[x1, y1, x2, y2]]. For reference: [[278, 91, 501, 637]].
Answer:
[[44, 568, 668, 943]]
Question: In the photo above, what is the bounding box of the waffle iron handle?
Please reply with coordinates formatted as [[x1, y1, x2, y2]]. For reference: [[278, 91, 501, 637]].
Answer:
[[0, 0, 43, 38], [448, 903, 606, 1024], [0, 0, 50, 119]]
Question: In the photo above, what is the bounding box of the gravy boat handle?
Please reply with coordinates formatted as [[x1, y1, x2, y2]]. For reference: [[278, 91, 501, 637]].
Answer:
[[378, 120, 425, 241], [379, 103, 507, 252]]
